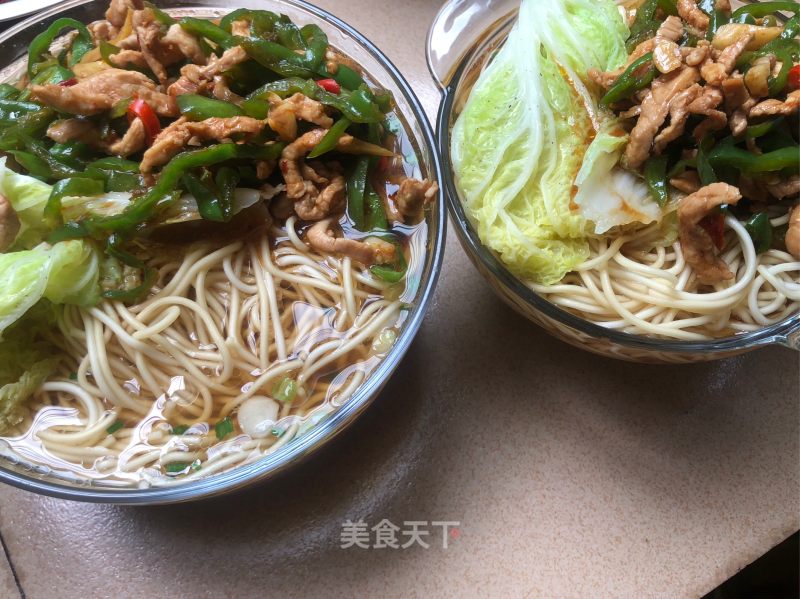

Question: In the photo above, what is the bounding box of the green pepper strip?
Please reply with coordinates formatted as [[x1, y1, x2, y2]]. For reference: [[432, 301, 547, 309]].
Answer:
[[370, 237, 407, 283], [0, 84, 18, 100], [308, 117, 351, 159], [0, 99, 43, 124], [276, 15, 306, 50], [347, 157, 369, 230], [179, 18, 239, 50], [240, 39, 316, 78], [219, 9, 278, 35], [600, 53, 657, 107], [708, 145, 799, 172], [707, 9, 730, 39], [176, 94, 244, 121], [644, 156, 670, 207], [17, 64, 73, 100], [365, 182, 389, 231], [731, 1, 799, 20], [20, 134, 78, 180], [768, 48, 794, 94], [696, 136, 718, 186], [215, 167, 239, 222], [50, 141, 92, 170], [300, 24, 328, 70], [245, 78, 385, 123], [44, 177, 105, 227], [84, 157, 145, 192], [747, 118, 785, 139], [144, 2, 177, 26], [8, 151, 52, 180], [48, 143, 285, 242], [0, 108, 55, 152], [658, 0, 678, 15], [102, 235, 157, 302], [182, 172, 227, 222], [745, 213, 774, 254], [27, 18, 94, 77], [627, 0, 659, 52], [332, 64, 365, 91]]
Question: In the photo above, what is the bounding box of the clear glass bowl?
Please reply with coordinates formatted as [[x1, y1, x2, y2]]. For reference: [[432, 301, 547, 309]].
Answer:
[[427, 0, 800, 363], [0, 0, 445, 503]]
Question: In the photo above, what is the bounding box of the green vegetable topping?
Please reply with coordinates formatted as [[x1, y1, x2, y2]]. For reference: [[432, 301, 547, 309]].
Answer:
[[215, 416, 235, 440]]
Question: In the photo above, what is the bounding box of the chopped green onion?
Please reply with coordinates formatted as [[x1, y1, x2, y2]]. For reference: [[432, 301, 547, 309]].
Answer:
[[106, 420, 124, 434], [215, 416, 234, 440], [172, 424, 190, 435]]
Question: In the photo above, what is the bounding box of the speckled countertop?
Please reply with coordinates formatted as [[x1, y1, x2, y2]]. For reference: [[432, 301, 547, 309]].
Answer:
[[0, 1, 798, 598]]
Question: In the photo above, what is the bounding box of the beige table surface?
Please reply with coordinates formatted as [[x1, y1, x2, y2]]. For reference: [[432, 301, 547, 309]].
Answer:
[[0, 1, 799, 598]]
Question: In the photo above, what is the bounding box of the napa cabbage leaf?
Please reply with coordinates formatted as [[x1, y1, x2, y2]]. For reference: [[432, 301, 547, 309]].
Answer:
[[451, 0, 629, 284]]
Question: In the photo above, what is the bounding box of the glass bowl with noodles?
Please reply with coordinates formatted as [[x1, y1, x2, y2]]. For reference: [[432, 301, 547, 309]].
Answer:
[[0, 0, 444, 503], [428, 0, 800, 363]]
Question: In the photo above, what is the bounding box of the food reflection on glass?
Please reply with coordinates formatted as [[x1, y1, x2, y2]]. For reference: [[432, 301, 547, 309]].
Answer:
[[451, 0, 799, 340], [0, 0, 438, 486]]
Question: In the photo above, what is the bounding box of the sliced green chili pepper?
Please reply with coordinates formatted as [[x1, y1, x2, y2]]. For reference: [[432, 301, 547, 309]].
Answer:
[[240, 39, 316, 78], [696, 136, 718, 186], [0, 99, 43, 124], [657, 0, 679, 16], [49, 143, 284, 241], [0, 84, 18, 100], [246, 78, 385, 123], [732, 12, 757, 24], [20, 134, 78, 180], [644, 156, 670, 207], [182, 172, 226, 222], [219, 9, 278, 35], [308, 117, 351, 159], [746, 117, 784, 139], [102, 235, 157, 302], [709, 145, 799, 172], [215, 166, 239, 222], [732, 1, 799, 20], [275, 14, 306, 50], [745, 213, 774, 254], [370, 237, 407, 283], [627, 0, 659, 52], [707, 9, 730, 39], [332, 64, 365, 91], [347, 156, 369, 230], [300, 24, 328, 70], [176, 94, 244, 121], [144, 2, 177, 26], [99, 40, 121, 65], [84, 158, 145, 192], [179, 17, 238, 50], [44, 177, 105, 226], [0, 108, 55, 152], [27, 18, 94, 77], [365, 182, 389, 231], [50, 141, 92, 171], [8, 151, 53, 180], [600, 53, 657, 107], [17, 64, 73, 100], [768, 48, 794, 94]]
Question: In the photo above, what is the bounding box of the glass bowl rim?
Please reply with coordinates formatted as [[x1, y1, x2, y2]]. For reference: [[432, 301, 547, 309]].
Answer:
[[0, 0, 447, 504], [434, 10, 800, 355]]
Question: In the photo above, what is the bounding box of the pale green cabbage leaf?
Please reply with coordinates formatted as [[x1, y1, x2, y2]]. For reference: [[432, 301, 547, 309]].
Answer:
[[451, 0, 629, 284], [0, 157, 53, 250], [0, 239, 101, 338]]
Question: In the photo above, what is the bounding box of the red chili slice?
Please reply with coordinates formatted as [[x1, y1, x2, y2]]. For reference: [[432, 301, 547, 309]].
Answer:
[[699, 213, 726, 251], [58, 78, 78, 87], [316, 78, 341, 95], [127, 97, 161, 145], [788, 64, 800, 90]]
